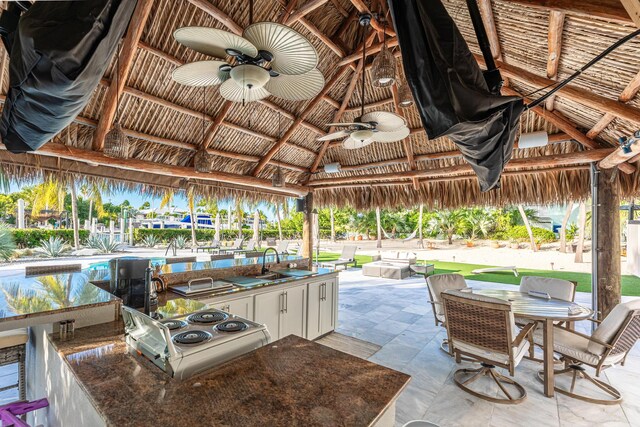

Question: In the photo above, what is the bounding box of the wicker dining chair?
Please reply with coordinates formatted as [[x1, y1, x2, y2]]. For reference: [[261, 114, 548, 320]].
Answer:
[[426, 274, 468, 354], [533, 299, 640, 404], [442, 290, 536, 404], [518, 276, 577, 360]]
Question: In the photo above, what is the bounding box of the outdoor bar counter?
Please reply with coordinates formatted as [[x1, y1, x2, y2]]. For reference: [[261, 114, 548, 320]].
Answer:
[[46, 322, 410, 427]]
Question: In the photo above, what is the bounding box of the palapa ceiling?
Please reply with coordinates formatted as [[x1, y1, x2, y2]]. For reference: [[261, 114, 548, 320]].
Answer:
[[2, 0, 640, 208]]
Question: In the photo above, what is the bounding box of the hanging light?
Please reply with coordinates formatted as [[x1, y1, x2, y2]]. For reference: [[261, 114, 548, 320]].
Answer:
[[272, 111, 285, 188], [371, 19, 396, 88], [104, 123, 130, 159], [398, 81, 414, 108], [104, 45, 130, 159], [194, 87, 213, 173]]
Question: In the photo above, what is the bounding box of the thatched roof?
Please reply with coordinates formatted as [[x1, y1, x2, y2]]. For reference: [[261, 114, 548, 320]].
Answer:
[[1, 0, 640, 208]]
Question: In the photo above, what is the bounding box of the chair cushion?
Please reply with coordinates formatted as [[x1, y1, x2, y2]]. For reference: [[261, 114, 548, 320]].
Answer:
[[589, 299, 640, 355], [455, 331, 530, 366], [519, 276, 575, 302], [533, 326, 625, 366], [0, 328, 28, 349], [427, 274, 468, 317]]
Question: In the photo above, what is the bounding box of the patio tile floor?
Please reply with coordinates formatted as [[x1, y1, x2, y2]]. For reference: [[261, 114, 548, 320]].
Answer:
[[334, 269, 640, 427]]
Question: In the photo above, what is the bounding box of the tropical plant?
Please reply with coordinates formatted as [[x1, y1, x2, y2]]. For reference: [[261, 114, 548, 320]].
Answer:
[[461, 208, 493, 240], [173, 234, 189, 249], [141, 234, 160, 248], [36, 236, 69, 258], [85, 234, 122, 254], [0, 223, 16, 261], [428, 210, 463, 244], [507, 225, 556, 243], [30, 179, 65, 217], [80, 182, 108, 226]]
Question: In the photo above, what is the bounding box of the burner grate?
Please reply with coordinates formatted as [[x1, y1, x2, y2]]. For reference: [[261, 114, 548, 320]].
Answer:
[[172, 330, 212, 345], [161, 319, 188, 331], [187, 311, 229, 324], [216, 320, 249, 333]]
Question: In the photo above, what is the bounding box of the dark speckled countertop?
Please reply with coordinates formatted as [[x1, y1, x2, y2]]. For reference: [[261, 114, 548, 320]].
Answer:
[[51, 322, 410, 427]]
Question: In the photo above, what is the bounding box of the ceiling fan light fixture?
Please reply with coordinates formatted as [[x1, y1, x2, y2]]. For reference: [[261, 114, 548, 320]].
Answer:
[[372, 45, 396, 88], [230, 64, 270, 90], [352, 129, 374, 142]]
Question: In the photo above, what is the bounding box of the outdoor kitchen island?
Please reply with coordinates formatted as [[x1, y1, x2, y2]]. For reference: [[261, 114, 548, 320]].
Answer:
[[47, 322, 410, 426]]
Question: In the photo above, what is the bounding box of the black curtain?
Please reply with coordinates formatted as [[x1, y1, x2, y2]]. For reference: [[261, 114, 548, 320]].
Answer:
[[388, 0, 525, 191], [1, 0, 136, 153]]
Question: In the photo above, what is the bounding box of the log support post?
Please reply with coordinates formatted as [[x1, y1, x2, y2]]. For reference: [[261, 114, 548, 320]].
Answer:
[[302, 193, 314, 262], [594, 167, 622, 319]]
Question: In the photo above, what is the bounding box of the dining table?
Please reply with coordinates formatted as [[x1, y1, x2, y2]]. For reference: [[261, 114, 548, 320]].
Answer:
[[473, 289, 593, 397]]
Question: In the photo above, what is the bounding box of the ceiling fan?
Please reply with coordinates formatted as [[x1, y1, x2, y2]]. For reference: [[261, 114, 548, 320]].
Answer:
[[318, 13, 409, 150], [171, 23, 325, 103]]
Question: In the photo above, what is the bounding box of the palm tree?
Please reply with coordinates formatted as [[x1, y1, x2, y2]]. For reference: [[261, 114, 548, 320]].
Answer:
[[186, 189, 198, 247], [462, 208, 492, 240], [80, 182, 106, 227], [429, 210, 462, 244], [266, 202, 284, 240], [233, 199, 245, 239], [517, 205, 537, 252], [69, 180, 80, 249], [30, 179, 65, 218], [375, 207, 382, 248]]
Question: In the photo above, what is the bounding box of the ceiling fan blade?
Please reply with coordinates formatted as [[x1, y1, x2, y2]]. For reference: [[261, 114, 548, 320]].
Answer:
[[371, 126, 411, 143], [317, 130, 349, 141], [361, 111, 407, 131], [343, 136, 373, 150], [243, 22, 317, 75], [174, 27, 257, 60], [171, 61, 230, 86], [219, 79, 270, 103], [264, 68, 325, 101], [326, 122, 373, 128]]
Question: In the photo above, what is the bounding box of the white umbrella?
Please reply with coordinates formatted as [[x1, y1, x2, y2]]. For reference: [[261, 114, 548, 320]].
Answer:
[[215, 213, 221, 241], [253, 210, 260, 241]]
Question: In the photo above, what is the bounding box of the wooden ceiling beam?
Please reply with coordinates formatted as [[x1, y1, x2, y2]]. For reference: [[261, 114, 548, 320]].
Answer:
[[313, 165, 591, 190], [186, 0, 242, 34], [333, 132, 571, 171], [476, 54, 640, 124], [501, 86, 636, 174], [586, 70, 640, 139], [545, 10, 565, 110], [348, 0, 396, 37], [308, 148, 615, 186], [502, 0, 632, 23], [286, 0, 329, 25], [337, 37, 398, 66], [621, 0, 640, 26], [252, 64, 352, 175], [345, 97, 392, 112], [91, 0, 154, 151], [0, 142, 309, 196]]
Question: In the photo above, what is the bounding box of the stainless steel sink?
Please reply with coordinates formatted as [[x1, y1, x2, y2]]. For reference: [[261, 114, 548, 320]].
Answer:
[[254, 272, 291, 280]]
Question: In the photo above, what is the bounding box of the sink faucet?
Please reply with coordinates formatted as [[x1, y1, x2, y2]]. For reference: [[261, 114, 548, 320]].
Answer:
[[261, 247, 280, 275]]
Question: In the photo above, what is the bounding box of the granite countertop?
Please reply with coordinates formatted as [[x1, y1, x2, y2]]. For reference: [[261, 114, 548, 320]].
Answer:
[[0, 272, 119, 323], [51, 323, 410, 427]]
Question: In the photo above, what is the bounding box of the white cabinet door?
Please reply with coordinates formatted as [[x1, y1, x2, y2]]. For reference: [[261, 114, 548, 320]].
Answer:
[[281, 284, 307, 339], [320, 279, 336, 335], [254, 290, 284, 341], [307, 281, 323, 340], [209, 296, 254, 320]]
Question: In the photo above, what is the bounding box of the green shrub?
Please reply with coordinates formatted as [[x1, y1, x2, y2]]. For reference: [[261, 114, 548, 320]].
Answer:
[[490, 231, 509, 240], [507, 225, 556, 243], [133, 228, 256, 244], [36, 236, 69, 258], [0, 224, 16, 260], [11, 229, 89, 249]]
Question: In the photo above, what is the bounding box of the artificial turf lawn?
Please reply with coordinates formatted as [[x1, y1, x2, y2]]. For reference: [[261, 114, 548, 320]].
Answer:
[[316, 252, 640, 297]]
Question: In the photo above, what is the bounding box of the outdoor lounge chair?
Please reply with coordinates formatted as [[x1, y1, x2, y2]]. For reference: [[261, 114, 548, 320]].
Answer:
[[221, 238, 245, 254], [276, 240, 289, 254], [194, 239, 221, 253], [426, 274, 469, 355], [320, 245, 357, 270], [442, 290, 535, 404], [532, 299, 640, 404]]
